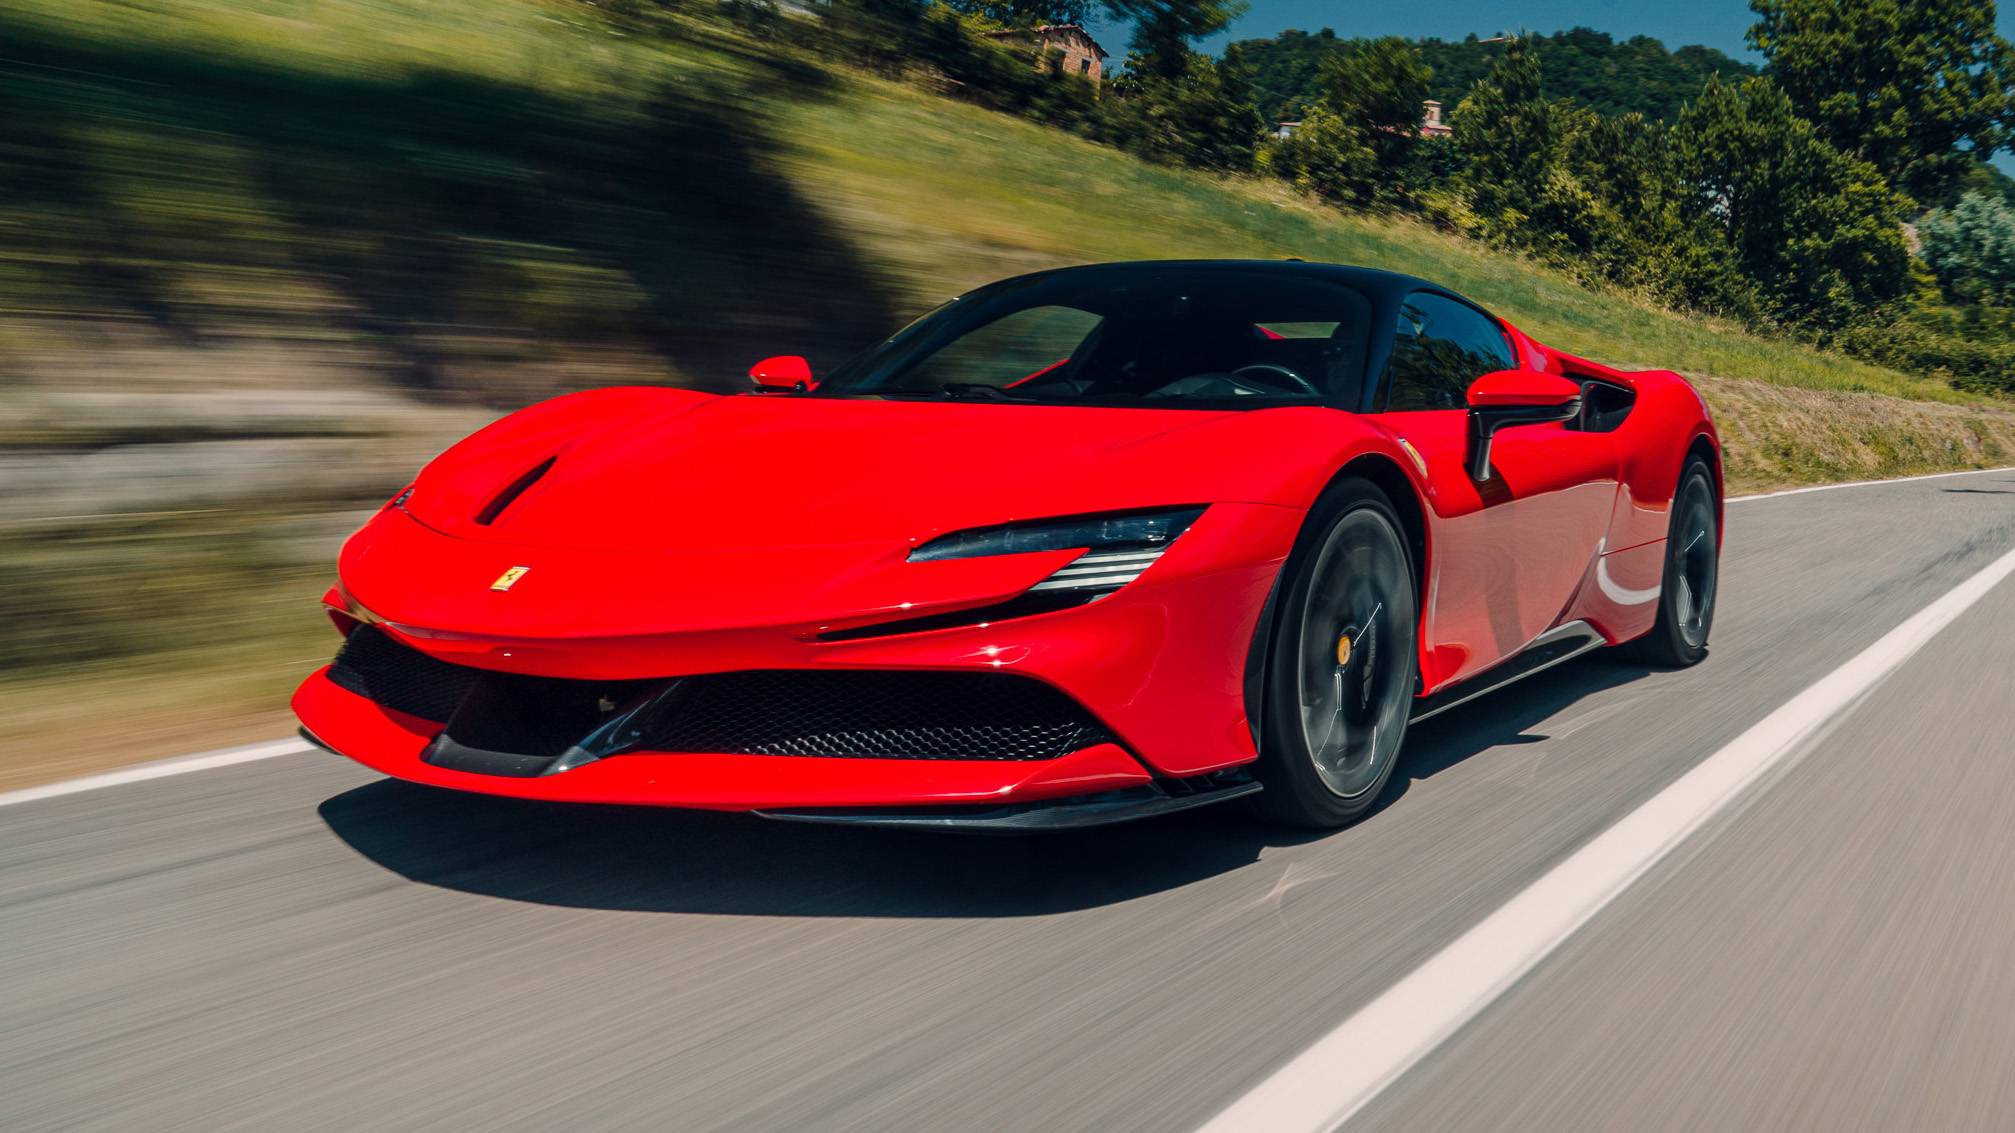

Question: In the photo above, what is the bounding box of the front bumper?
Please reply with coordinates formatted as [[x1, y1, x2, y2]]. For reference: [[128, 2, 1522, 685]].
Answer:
[[296, 501, 1303, 809], [295, 669, 1157, 809]]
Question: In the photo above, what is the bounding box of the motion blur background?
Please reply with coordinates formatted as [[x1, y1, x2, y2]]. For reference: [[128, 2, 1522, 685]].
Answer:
[[5, 0, 2015, 787]]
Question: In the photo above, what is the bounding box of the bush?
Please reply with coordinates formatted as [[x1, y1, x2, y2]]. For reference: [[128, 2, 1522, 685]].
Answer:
[[1260, 108, 1378, 203], [1260, 36, 1436, 208], [1834, 320, 2015, 396], [1099, 48, 1265, 172], [1919, 191, 2015, 303]]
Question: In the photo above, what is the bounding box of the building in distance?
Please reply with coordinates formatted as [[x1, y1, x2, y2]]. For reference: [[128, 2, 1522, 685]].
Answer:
[[983, 24, 1109, 85], [1276, 101, 1453, 140]]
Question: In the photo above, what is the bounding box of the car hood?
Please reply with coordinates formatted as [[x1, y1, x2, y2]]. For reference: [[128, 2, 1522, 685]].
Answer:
[[402, 387, 1344, 553]]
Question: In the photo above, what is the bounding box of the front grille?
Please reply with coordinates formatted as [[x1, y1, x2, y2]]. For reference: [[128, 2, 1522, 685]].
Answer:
[[323, 628, 1115, 764], [325, 625, 478, 723], [645, 670, 1113, 761]]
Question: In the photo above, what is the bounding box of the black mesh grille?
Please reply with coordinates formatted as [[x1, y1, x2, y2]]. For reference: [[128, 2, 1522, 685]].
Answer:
[[645, 670, 1113, 761], [326, 625, 479, 723], [324, 632, 1114, 763]]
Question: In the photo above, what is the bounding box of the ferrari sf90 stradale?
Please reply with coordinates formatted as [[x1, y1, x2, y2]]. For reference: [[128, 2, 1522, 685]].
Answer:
[[295, 261, 1720, 830]]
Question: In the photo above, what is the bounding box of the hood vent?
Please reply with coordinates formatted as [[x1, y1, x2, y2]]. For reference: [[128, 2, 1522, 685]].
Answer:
[[473, 456, 556, 525]]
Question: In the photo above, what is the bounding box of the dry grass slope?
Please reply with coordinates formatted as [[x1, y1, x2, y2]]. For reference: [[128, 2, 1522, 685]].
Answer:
[[1698, 377, 2015, 495]]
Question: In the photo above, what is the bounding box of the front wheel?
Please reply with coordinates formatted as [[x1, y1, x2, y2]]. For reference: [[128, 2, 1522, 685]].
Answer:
[[1251, 479, 1418, 829], [1621, 455, 1719, 667]]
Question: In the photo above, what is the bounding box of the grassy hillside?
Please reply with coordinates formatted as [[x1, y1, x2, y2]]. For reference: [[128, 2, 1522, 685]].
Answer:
[[0, 0, 2009, 785], [775, 77, 1971, 404]]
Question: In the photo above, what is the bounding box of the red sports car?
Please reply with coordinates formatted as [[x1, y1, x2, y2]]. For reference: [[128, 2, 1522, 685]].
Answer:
[[294, 261, 1720, 830]]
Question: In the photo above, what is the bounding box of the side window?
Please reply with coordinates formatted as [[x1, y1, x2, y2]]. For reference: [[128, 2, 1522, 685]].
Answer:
[[1381, 292, 1516, 411]]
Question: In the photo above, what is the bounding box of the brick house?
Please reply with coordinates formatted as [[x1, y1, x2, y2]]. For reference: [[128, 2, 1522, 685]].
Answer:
[[983, 24, 1109, 85], [1420, 100, 1451, 137]]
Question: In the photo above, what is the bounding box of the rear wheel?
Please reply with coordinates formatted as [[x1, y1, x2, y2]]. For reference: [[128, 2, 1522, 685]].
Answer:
[[1252, 479, 1418, 828], [1621, 455, 1719, 667]]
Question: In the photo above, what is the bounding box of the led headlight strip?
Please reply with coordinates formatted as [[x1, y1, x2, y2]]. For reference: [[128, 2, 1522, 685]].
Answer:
[[909, 506, 1207, 596], [1028, 548, 1169, 592], [818, 507, 1209, 643]]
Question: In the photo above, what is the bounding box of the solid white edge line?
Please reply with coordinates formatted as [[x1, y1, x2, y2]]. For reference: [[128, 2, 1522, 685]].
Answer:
[[1197, 539, 2015, 1133], [0, 736, 313, 809], [1729, 464, 2015, 502]]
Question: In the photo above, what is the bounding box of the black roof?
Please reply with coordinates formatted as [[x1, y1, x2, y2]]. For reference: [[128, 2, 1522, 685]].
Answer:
[[1009, 259, 1478, 311]]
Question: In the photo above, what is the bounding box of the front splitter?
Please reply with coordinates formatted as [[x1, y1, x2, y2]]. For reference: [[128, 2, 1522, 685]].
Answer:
[[756, 780, 1262, 834]]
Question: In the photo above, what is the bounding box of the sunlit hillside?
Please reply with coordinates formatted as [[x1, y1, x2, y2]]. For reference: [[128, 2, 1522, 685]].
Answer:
[[1, 0, 2010, 784]]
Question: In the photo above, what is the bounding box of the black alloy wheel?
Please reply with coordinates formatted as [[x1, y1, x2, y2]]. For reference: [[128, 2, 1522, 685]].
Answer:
[[1622, 455, 1719, 667], [1253, 478, 1418, 828]]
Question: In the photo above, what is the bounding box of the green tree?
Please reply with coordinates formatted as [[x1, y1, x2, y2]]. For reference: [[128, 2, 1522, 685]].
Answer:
[[1093, 0, 1262, 170], [1321, 37, 1431, 169], [1262, 107, 1378, 202], [1553, 105, 1758, 314], [1448, 39, 1756, 314], [939, 0, 1092, 28], [1104, 44, 1265, 170], [1747, 0, 2012, 203], [1233, 26, 1755, 126], [1262, 37, 1432, 206], [1919, 190, 2015, 299], [1451, 37, 1562, 245], [1104, 0, 1247, 80], [1671, 75, 1912, 325]]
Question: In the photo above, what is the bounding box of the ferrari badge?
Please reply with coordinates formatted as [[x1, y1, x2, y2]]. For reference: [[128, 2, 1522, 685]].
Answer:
[[490, 566, 531, 592]]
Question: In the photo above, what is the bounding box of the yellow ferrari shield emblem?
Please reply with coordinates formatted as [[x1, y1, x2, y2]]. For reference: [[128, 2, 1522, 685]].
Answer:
[[490, 566, 530, 592]]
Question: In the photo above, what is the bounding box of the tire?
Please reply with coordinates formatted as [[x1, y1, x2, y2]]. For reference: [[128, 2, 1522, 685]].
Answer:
[[1620, 455, 1719, 667], [1251, 478, 1419, 828]]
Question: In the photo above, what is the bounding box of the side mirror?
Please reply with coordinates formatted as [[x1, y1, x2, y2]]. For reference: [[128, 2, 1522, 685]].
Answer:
[[1464, 370, 1581, 481], [749, 355, 815, 393]]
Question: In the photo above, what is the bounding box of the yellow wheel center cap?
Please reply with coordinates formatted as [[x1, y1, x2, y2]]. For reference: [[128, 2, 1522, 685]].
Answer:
[[1337, 632, 1353, 666]]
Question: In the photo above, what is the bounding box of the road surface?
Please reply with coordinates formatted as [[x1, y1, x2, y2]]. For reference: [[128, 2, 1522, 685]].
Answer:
[[5, 468, 2015, 1132]]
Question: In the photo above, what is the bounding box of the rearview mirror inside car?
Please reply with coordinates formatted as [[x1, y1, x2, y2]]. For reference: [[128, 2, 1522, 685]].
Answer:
[[749, 355, 815, 392], [1464, 370, 1582, 481]]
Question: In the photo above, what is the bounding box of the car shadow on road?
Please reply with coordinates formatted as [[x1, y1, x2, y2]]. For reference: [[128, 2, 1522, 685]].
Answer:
[[317, 777, 1327, 918], [1370, 653, 1661, 815], [319, 654, 1660, 918]]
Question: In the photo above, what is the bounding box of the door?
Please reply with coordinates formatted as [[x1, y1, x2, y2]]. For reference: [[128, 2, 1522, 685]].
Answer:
[[1369, 291, 1617, 690]]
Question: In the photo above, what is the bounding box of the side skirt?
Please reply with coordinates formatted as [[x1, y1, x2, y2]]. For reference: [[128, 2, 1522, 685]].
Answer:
[[1408, 620, 1608, 725]]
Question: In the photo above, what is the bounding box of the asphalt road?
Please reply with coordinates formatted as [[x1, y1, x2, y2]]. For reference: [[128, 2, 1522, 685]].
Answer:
[[7, 468, 2015, 1132]]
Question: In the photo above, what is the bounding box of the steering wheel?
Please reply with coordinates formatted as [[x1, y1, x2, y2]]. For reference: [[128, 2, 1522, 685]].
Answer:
[[1233, 363, 1320, 396]]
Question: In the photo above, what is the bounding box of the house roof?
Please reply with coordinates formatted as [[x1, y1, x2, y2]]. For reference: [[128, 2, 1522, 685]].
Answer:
[[982, 24, 1110, 60]]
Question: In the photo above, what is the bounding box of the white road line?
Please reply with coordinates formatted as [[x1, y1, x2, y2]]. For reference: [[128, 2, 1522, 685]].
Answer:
[[1197, 539, 2015, 1133], [0, 737, 312, 809], [1730, 464, 2015, 502]]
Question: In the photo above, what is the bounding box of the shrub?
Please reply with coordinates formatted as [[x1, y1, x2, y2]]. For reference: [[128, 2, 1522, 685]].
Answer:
[[1918, 191, 2015, 303]]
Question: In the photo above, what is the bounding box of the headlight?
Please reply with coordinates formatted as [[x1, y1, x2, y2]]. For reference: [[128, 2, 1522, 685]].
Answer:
[[909, 506, 1206, 595]]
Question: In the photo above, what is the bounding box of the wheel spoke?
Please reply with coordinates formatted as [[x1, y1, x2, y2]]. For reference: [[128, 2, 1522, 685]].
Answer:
[[1294, 509, 1414, 799]]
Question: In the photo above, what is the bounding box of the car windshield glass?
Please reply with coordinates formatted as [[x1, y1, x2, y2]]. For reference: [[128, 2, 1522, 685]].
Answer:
[[817, 268, 1373, 407]]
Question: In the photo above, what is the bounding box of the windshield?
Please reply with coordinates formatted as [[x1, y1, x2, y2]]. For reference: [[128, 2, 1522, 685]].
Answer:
[[817, 268, 1374, 408]]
